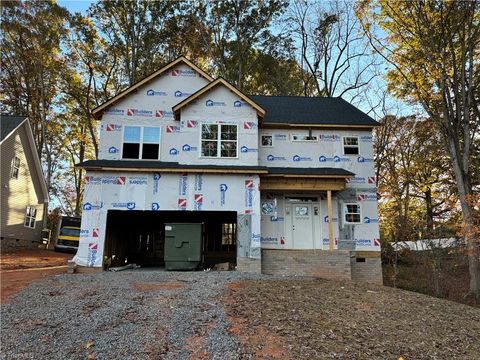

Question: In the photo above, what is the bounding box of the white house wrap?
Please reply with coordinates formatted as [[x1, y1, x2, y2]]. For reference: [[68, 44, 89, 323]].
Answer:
[[74, 56, 382, 283]]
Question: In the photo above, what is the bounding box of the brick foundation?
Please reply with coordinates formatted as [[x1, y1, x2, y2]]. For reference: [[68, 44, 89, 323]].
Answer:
[[1, 237, 41, 252], [261, 249, 383, 284], [350, 252, 383, 284], [261, 249, 352, 281]]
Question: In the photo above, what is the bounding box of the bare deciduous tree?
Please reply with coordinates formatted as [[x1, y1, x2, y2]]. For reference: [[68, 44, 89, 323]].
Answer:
[[289, 0, 379, 99]]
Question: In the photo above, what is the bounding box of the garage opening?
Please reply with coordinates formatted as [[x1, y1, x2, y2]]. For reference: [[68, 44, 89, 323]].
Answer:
[[104, 210, 237, 268]]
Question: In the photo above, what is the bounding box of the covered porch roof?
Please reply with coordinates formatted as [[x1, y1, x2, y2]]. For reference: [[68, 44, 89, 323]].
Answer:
[[260, 167, 354, 192]]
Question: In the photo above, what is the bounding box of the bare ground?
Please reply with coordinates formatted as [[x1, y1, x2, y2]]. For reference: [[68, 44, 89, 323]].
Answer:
[[0, 249, 72, 271], [0, 249, 72, 303], [1, 250, 479, 359], [224, 278, 480, 359]]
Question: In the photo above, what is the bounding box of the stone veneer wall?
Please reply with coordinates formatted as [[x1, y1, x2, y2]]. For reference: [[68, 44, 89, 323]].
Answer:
[[261, 249, 383, 284]]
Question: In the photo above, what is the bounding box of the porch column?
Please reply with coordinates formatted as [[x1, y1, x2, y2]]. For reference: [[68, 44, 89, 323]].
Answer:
[[327, 190, 334, 251]]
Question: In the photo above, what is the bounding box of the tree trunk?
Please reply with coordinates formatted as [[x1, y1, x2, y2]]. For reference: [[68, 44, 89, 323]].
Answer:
[[446, 134, 479, 299], [425, 188, 434, 238]]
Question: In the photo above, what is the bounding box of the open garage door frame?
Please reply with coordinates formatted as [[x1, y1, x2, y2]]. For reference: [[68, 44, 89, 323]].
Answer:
[[104, 210, 237, 268]]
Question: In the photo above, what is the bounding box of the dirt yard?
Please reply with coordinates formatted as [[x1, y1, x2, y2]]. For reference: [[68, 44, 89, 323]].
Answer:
[[1, 268, 479, 359], [1, 249, 72, 303], [224, 279, 480, 359]]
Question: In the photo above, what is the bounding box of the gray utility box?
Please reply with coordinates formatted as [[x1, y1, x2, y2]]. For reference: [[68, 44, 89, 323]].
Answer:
[[164, 223, 203, 270]]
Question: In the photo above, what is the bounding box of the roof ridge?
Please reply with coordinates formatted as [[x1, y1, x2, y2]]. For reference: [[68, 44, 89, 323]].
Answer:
[[249, 95, 343, 99]]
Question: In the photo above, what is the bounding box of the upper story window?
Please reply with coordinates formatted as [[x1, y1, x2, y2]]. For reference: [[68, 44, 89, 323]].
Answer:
[[343, 136, 359, 155], [24, 206, 37, 228], [261, 135, 273, 147], [292, 134, 318, 141], [122, 126, 160, 160], [10, 156, 20, 179], [201, 124, 237, 158], [344, 203, 361, 224]]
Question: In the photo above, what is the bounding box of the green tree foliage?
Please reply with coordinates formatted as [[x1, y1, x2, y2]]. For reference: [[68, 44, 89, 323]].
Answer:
[[246, 52, 308, 95], [199, 0, 295, 92], [88, 0, 185, 86], [376, 115, 455, 245], [1, 0, 70, 214], [360, 0, 480, 297]]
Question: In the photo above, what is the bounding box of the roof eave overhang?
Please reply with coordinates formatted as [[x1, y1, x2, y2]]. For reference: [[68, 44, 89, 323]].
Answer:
[[261, 123, 379, 130], [0, 117, 27, 144], [24, 119, 49, 201], [261, 173, 354, 179], [75, 164, 268, 175]]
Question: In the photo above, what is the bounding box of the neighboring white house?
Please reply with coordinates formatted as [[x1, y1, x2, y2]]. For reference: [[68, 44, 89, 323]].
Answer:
[[391, 238, 460, 251], [74, 56, 382, 283]]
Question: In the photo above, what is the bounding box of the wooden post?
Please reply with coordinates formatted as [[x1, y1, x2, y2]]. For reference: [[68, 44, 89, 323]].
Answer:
[[327, 190, 334, 251]]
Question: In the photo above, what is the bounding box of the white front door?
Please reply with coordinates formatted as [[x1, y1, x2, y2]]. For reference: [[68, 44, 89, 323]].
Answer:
[[290, 203, 314, 249]]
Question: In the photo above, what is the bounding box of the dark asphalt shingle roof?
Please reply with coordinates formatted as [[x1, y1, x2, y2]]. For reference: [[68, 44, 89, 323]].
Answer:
[[77, 160, 268, 172], [1, 115, 27, 142], [77, 160, 354, 177], [266, 167, 354, 176], [249, 96, 379, 126]]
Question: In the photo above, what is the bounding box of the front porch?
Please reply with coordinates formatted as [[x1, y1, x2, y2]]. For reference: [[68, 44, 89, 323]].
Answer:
[[260, 167, 353, 251], [259, 168, 382, 284]]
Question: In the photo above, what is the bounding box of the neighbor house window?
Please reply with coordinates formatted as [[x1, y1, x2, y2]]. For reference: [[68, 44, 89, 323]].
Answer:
[[122, 126, 160, 159], [344, 203, 361, 224], [292, 134, 318, 141], [24, 206, 37, 228], [201, 124, 237, 158], [261, 135, 273, 147], [343, 136, 359, 155], [10, 156, 20, 179]]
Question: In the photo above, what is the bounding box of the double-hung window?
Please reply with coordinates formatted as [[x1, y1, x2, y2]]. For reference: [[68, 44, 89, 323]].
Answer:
[[343, 136, 359, 155], [344, 203, 361, 224], [24, 206, 37, 228], [122, 126, 160, 159], [201, 124, 237, 158], [10, 156, 20, 179]]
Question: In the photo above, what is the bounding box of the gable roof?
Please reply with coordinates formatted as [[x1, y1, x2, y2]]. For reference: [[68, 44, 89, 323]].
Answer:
[[172, 77, 266, 119], [92, 56, 214, 119], [249, 96, 380, 127], [0, 115, 49, 201], [1, 115, 27, 142]]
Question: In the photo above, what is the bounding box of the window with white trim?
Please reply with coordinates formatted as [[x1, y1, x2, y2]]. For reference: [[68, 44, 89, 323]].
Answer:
[[343, 136, 359, 155], [201, 124, 237, 158], [10, 156, 20, 179], [122, 126, 160, 159], [24, 206, 37, 228], [344, 203, 361, 224]]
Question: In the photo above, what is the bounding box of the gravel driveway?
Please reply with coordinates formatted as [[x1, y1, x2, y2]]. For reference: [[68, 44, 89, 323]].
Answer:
[[1, 269, 269, 360]]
